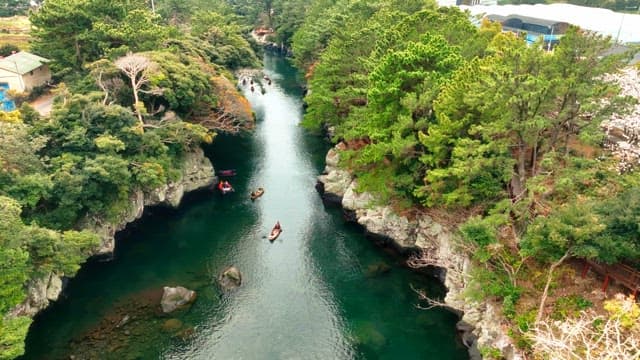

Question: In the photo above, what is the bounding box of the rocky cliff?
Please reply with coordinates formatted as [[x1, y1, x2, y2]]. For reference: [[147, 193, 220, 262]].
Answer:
[[317, 147, 523, 360], [10, 148, 216, 318]]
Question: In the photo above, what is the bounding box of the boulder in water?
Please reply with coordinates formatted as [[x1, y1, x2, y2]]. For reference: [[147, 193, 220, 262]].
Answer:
[[161, 318, 183, 332], [353, 321, 387, 350], [365, 262, 391, 278], [218, 266, 242, 290], [160, 286, 196, 313]]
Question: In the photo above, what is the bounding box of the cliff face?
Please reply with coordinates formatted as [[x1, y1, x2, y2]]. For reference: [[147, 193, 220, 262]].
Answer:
[[10, 148, 215, 318], [317, 147, 523, 360]]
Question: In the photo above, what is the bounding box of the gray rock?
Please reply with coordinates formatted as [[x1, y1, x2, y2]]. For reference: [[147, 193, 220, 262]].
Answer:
[[161, 286, 197, 313], [316, 143, 525, 360], [342, 181, 375, 211], [116, 315, 130, 328], [218, 266, 243, 290], [83, 147, 215, 257], [10, 148, 214, 322], [317, 149, 352, 203], [45, 273, 63, 301]]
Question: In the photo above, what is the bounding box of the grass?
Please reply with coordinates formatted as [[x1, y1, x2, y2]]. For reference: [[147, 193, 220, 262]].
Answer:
[[0, 16, 30, 32], [0, 16, 30, 50], [0, 34, 30, 50]]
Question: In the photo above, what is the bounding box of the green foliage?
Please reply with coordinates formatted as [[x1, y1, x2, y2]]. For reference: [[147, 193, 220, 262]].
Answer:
[[0, 1, 257, 356], [551, 295, 593, 320], [0, 316, 32, 359], [479, 346, 503, 360], [191, 10, 260, 69], [30, 0, 164, 71], [146, 51, 214, 116], [0, 194, 98, 360], [0, 44, 20, 57], [514, 309, 537, 333], [521, 201, 637, 264]]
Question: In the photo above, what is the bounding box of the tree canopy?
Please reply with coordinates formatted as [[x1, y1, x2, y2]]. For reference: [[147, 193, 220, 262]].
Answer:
[[296, 1, 638, 357]]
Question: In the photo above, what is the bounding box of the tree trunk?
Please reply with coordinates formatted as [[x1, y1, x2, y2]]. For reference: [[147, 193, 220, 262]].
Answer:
[[74, 38, 82, 68], [511, 141, 528, 201], [130, 76, 143, 129], [536, 251, 571, 323]]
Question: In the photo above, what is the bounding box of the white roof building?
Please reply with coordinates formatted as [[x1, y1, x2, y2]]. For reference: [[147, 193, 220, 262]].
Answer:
[[460, 3, 640, 44]]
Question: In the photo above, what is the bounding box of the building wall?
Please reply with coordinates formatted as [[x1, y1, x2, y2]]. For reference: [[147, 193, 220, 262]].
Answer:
[[0, 68, 25, 92], [21, 65, 51, 92]]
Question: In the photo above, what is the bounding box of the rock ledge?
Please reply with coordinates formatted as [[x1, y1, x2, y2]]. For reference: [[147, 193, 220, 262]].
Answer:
[[316, 145, 523, 360]]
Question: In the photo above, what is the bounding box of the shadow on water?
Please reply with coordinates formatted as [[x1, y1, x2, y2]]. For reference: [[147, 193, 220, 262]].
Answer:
[[20, 55, 468, 360]]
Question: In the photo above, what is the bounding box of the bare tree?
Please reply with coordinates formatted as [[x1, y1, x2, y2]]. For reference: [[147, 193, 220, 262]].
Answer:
[[115, 52, 154, 130], [536, 250, 571, 323], [531, 294, 640, 360], [410, 283, 449, 310]]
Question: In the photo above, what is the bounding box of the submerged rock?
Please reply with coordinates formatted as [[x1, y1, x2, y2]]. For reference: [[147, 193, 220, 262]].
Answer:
[[116, 314, 130, 328], [160, 286, 196, 313], [365, 262, 392, 278], [353, 321, 387, 350], [218, 266, 243, 290], [161, 318, 183, 333]]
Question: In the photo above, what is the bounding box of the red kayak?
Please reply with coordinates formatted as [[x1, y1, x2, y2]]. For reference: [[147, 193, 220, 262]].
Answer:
[[217, 181, 234, 194], [218, 169, 236, 176]]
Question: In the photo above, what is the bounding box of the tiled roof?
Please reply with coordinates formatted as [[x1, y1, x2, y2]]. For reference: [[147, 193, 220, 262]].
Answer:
[[0, 51, 50, 75]]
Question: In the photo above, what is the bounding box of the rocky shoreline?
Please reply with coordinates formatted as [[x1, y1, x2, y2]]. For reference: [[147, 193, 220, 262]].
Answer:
[[316, 146, 523, 360], [9, 147, 216, 319]]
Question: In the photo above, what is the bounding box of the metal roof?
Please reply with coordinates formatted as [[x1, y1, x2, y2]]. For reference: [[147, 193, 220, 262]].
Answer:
[[0, 51, 50, 75], [487, 14, 568, 28]]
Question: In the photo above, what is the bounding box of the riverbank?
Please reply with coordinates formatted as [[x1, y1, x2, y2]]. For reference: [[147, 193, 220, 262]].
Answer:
[[20, 53, 467, 359], [9, 147, 215, 319], [316, 145, 523, 360]]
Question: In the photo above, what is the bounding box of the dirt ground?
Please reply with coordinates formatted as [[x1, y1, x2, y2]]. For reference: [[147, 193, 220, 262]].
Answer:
[[29, 93, 54, 116]]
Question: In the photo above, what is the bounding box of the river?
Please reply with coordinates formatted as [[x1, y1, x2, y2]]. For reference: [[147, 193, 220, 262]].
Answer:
[[21, 54, 468, 360]]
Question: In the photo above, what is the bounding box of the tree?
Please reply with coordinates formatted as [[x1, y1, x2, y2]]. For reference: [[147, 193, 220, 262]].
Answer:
[[30, 0, 98, 70], [85, 59, 124, 105], [419, 27, 627, 210], [521, 202, 636, 322], [115, 52, 155, 129], [191, 10, 260, 69], [30, 0, 159, 71]]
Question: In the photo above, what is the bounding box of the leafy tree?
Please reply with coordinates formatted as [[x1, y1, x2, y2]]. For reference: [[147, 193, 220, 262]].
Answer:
[[30, 0, 162, 71], [0, 316, 32, 359], [191, 10, 260, 68], [522, 201, 636, 322], [30, 0, 101, 71], [91, 8, 170, 58], [0, 194, 98, 358], [419, 27, 627, 210], [0, 44, 19, 57], [0, 0, 30, 16]]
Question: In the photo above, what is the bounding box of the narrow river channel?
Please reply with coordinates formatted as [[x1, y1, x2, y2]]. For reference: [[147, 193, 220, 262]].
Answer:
[[21, 54, 467, 360]]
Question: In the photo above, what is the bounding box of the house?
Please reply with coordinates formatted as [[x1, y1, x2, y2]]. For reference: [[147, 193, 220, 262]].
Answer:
[[486, 14, 569, 48], [455, 0, 497, 6], [0, 51, 51, 93]]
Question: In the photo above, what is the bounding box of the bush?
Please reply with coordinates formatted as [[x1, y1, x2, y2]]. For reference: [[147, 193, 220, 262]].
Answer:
[[551, 295, 593, 320], [0, 44, 20, 57]]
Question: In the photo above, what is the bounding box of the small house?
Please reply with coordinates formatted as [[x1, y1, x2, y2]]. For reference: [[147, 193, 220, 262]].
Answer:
[[487, 14, 569, 49], [0, 51, 51, 93]]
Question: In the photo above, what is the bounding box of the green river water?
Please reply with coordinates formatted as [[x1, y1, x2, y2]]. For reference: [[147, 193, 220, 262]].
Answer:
[[20, 55, 468, 360]]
